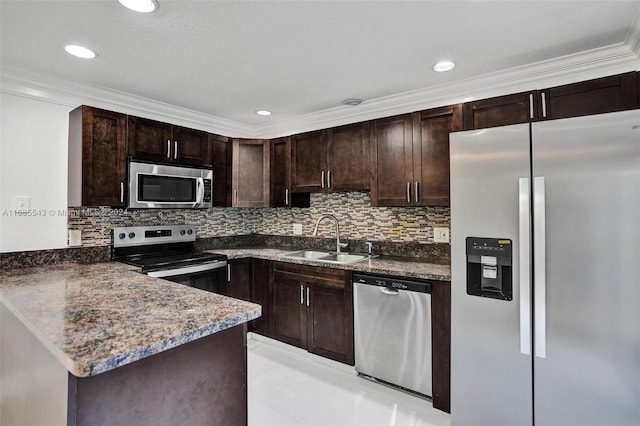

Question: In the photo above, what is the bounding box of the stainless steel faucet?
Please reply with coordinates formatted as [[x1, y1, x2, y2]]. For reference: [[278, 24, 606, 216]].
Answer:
[[312, 214, 348, 253]]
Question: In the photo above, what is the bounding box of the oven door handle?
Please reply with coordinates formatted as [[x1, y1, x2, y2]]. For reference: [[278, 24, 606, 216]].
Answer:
[[146, 260, 227, 278]]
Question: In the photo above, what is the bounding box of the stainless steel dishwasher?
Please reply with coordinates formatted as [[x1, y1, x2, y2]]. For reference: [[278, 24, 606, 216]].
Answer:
[[353, 273, 433, 397]]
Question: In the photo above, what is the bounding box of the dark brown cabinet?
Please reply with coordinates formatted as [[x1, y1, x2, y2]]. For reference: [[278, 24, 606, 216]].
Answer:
[[291, 123, 369, 193], [210, 134, 231, 207], [231, 139, 270, 207], [127, 116, 210, 166], [68, 105, 127, 207], [271, 262, 354, 365], [227, 258, 272, 336], [463, 72, 638, 130], [270, 137, 310, 208], [431, 280, 451, 413], [371, 106, 461, 207]]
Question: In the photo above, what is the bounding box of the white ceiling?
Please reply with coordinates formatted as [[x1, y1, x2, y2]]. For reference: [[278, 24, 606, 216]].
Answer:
[[1, 0, 639, 136]]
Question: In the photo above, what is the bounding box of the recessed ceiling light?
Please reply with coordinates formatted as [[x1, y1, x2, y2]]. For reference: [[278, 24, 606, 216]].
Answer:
[[256, 110, 272, 116], [342, 98, 363, 106], [118, 0, 158, 13], [64, 45, 97, 59], [433, 61, 456, 72]]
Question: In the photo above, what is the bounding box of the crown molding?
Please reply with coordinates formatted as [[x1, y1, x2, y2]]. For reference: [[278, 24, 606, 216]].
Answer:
[[2, 37, 639, 140], [0, 66, 254, 138]]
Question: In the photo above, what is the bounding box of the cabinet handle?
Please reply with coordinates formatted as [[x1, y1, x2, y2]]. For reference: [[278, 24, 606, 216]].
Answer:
[[285, 188, 289, 206], [167, 140, 171, 158], [541, 92, 547, 118], [174, 141, 178, 160], [233, 189, 238, 206], [120, 182, 124, 203], [327, 170, 331, 188], [529, 94, 534, 119], [300, 285, 304, 305], [228, 267, 231, 282], [321, 171, 325, 189], [306, 287, 310, 307], [415, 181, 419, 203], [406, 182, 411, 203]]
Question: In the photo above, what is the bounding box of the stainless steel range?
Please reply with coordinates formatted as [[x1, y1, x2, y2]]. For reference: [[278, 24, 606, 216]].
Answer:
[[112, 225, 228, 294]]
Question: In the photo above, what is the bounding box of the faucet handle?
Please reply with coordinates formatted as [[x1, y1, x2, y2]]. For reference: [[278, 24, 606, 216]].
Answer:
[[365, 241, 373, 255]]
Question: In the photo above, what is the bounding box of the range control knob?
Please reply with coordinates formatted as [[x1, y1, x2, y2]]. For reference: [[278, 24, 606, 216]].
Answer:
[[118, 233, 126, 239], [180, 229, 186, 236], [187, 229, 193, 235], [128, 232, 136, 239]]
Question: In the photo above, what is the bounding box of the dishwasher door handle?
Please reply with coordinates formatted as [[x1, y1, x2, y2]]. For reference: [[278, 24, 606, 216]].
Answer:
[[379, 287, 399, 296]]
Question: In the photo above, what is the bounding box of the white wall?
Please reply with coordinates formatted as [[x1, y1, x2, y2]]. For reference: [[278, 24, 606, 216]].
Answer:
[[0, 94, 69, 252]]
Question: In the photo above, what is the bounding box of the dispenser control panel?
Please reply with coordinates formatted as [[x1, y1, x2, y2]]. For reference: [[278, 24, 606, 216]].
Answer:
[[466, 237, 513, 301]]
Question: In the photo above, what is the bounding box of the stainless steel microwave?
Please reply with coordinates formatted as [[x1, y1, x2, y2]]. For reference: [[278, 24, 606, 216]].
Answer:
[[128, 159, 212, 209]]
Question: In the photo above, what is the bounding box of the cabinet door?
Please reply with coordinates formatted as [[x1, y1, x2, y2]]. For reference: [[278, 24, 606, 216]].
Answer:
[[462, 92, 537, 130], [250, 259, 272, 336], [306, 279, 354, 365], [210, 134, 231, 207], [540, 72, 638, 120], [370, 114, 414, 206], [173, 126, 210, 165], [327, 122, 370, 191], [127, 116, 173, 162], [431, 280, 451, 413], [271, 272, 306, 349], [231, 139, 270, 207], [270, 137, 290, 207], [291, 130, 327, 192], [74, 106, 127, 207], [412, 105, 462, 206], [227, 259, 251, 301]]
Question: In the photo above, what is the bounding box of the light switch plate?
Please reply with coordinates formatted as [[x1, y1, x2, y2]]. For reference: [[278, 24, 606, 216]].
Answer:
[[293, 223, 303, 235], [69, 230, 82, 247], [433, 227, 450, 243], [14, 195, 30, 210]]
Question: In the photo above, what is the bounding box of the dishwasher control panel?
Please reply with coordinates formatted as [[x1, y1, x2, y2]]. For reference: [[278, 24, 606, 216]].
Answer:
[[352, 273, 432, 293]]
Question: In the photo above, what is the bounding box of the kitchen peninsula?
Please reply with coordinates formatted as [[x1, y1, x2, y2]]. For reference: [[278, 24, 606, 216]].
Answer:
[[0, 262, 260, 426]]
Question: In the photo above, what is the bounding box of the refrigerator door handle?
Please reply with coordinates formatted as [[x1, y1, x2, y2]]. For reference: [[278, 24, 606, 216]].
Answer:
[[534, 176, 547, 358], [519, 177, 531, 356]]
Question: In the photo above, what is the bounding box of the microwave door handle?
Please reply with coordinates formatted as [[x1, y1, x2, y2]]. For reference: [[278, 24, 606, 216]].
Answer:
[[193, 177, 205, 207]]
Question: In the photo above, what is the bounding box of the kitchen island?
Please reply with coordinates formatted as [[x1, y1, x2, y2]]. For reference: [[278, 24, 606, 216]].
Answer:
[[0, 262, 261, 426]]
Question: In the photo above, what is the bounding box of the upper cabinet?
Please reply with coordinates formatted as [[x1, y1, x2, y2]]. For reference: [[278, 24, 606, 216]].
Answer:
[[68, 106, 127, 207], [127, 116, 210, 166], [270, 137, 310, 208], [291, 122, 370, 193], [370, 105, 461, 207], [231, 139, 270, 207], [210, 134, 232, 207], [463, 72, 638, 130]]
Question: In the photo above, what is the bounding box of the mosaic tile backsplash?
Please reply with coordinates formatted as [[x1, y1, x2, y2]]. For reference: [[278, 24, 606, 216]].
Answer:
[[68, 192, 450, 248]]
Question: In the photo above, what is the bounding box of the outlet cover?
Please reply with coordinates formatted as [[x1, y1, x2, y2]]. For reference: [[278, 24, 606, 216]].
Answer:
[[293, 223, 303, 235], [433, 227, 450, 243], [69, 230, 82, 247]]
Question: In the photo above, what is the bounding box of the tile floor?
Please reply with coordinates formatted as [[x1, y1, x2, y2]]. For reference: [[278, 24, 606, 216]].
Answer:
[[247, 335, 451, 426]]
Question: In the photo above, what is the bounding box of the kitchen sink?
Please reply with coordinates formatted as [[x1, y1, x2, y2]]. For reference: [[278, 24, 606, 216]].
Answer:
[[279, 250, 374, 264]]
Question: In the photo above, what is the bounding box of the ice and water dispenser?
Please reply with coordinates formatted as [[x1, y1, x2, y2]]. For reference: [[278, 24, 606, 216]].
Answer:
[[466, 237, 513, 301]]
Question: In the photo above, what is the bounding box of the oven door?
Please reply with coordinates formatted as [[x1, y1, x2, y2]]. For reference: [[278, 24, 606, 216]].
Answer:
[[147, 261, 228, 295], [128, 160, 212, 209]]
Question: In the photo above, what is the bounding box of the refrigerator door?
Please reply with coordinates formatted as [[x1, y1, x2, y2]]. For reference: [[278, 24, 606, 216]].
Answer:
[[450, 124, 533, 426], [532, 110, 640, 425]]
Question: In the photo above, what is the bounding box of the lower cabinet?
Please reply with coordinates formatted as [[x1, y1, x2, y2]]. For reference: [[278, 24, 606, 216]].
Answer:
[[272, 262, 354, 365], [227, 258, 272, 335]]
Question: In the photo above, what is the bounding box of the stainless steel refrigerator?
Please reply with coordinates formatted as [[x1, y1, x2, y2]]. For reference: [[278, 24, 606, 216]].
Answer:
[[449, 109, 639, 426]]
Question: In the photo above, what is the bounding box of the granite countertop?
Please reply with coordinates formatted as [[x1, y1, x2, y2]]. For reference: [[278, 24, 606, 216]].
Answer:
[[207, 248, 451, 281], [0, 262, 261, 378]]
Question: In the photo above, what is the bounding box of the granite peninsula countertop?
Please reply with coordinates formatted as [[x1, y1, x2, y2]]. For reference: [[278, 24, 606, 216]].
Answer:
[[0, 262, 261, 378], [206, 248, 451, 281]]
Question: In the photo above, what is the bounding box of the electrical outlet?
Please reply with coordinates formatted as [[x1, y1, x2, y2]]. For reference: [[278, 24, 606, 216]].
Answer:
[[14, 195, 30, 210], [68, 230, 82, 247], [293, 223, 303, 235], [433, 227, 450, 243]]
